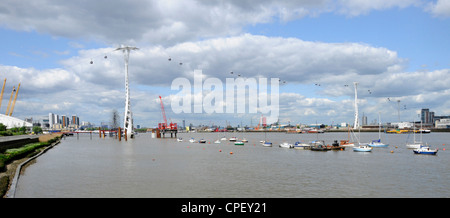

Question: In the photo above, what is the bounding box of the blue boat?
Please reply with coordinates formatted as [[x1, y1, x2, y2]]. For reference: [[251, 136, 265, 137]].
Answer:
[[261, 141, 272, 147], [413, 146, 438, 155]]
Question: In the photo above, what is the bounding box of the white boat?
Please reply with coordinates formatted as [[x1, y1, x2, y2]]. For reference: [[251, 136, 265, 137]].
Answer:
[[368, 113, 389, 147], [294, 141, 310, 149], [406, 142, 423, 149], [368, 139, 389, 147], [341, 127, 356, 147], [229, 137, 237, 142], [279, 142, 293, 148], [220, 137, 227, 141], [353, 144, 373, 152], [234, 141, 244, 146], [340, 140, 355, 147], [413, 145, 438, 155], [189, 138, 195, 143], [242, 138, 248, 143], [199, 139, 206, 143], [214, 139, 221, 144], [177, 137, 183, 142], [406, 120, 423, 149], [261, 141, 272, 147]]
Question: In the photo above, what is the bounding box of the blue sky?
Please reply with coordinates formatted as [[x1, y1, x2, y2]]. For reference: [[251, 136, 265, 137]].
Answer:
[[0, 0, 449, 127], [245, 6, 450, 72]]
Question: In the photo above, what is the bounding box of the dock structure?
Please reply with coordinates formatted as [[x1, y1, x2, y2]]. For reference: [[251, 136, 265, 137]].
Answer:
[[160, 128, 178, 138]]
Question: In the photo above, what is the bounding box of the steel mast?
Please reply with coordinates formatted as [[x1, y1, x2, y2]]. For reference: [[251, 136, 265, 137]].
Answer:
[[353, 82, 359, 129], [116, 45, 139, 138]]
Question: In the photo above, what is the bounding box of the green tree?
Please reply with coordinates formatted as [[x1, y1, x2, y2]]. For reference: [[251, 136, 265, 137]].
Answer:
[[32, 126, 42, 134], [0, 123, 6, 131]]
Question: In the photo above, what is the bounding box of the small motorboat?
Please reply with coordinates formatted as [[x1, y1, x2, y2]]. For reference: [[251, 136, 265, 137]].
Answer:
[[220, 137, 227, 141], [279, 142, 293, 148], [353, 144, 373, 152], [199, 139, 206, 143], [241, 138, 248, 143], [189, 138, 195, 143], [177, 138, 183, 142], [294, 141, 310, 150], [261, 141, 272, 147], [229, 137, 237, 142], [234, 141, 244, 146], [413, 145, 438, 155], [214, 139, 221, 144]]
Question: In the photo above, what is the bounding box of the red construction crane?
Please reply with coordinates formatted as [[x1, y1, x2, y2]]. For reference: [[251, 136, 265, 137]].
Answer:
[[158, 96, 177, 130]]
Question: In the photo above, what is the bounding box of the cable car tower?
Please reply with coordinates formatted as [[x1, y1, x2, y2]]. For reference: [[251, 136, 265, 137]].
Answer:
[[116, 45, 139, 138], [353, 82, 359, 129]]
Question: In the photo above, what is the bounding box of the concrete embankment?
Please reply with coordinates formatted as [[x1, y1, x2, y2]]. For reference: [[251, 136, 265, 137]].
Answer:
[[0, 133, 62, 198], [0, 135, 40, 153]]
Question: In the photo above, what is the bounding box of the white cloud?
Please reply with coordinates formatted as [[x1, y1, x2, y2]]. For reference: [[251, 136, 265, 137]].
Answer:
[[0, 0, 428, 46], [0, 0, 448, 126], [426, 0, 450, 17]]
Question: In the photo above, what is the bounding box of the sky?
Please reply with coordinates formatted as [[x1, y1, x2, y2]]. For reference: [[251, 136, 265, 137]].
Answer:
[[0, 0, 449, 128]]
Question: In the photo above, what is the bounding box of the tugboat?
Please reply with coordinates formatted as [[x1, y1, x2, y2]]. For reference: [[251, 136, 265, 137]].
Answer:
[[329, 140, 345, 151]]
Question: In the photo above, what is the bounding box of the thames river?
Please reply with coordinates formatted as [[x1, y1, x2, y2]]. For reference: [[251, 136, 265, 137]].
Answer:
[[15, 131, 450, 197]]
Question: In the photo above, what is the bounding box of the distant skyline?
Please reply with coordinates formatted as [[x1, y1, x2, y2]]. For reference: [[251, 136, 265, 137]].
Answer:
[[1, 0, 449, 127]]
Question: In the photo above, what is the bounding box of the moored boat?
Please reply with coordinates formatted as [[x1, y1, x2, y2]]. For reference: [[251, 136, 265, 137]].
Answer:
[[177, 137, 183, 142], [279, 142, 293, 148], [229, 137, 237, 142], [406, 142, 422, 149], [368, 113, 389, 148], [261, 141, 272, 147], [340, 140, 355, 147], [199, 139, 206, 143], [368, 139, 389, 147], [413, 145, 438, 155], [329, 140, 345, 151], [234, 141, 244, 146], [352, 144, 372, 152], [189, 138, 195, 143], [310, 140, 329, 151], [294, 141, 311, 150]]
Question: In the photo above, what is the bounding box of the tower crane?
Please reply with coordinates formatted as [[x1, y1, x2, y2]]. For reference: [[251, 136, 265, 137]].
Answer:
[[158, 96, 177, 130]]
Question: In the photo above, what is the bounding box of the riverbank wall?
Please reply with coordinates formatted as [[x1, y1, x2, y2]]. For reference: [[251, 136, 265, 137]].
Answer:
[[0, 135, 40, 153], [0, 133, 62, 198]]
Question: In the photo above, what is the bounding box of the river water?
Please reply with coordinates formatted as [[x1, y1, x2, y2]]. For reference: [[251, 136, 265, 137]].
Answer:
[[15, 131, 450, 198]]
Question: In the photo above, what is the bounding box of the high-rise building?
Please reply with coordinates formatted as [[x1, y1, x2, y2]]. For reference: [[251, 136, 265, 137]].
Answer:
[[71, 115, 79, 126], [61, 115, 69, 127], [421, 108, 431, 124], [361, 113, 368, 126], [49, 113, 54, 128]]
